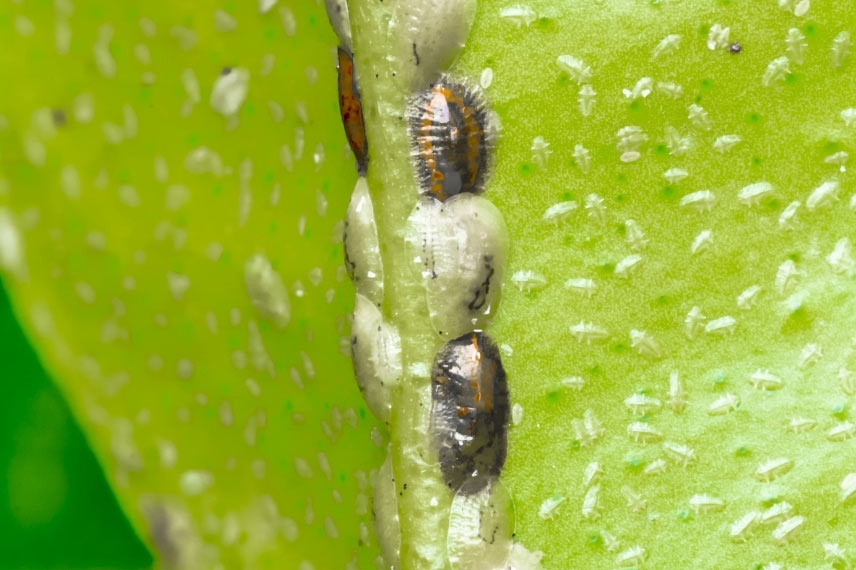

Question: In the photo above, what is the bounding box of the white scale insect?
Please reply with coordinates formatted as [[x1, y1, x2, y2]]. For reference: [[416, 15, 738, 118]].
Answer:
[[350, 294, 402, 422], [405, 194, 508, 339], [343, 178, 384, 307]]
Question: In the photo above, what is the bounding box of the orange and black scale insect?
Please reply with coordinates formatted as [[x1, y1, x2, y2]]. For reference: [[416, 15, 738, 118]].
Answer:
[[337, 47, 369, 175], [431, 331, 509, 494], [407, 79, 495, 202]]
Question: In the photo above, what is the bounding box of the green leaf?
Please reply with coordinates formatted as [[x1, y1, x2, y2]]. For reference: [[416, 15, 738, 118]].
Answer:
[[3, 0, 856, 569], [0, 1, 381, 568]]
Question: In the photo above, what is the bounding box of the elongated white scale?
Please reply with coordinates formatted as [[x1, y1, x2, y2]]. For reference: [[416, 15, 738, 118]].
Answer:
[[351, 293, 402, 422], [447, 479, 514, 570], [391, 0, 477, 90], [324, 0, 352, 51], [373, 451, 402, 569], [343, 177, 384, 306], [406, 193, 508, 339]]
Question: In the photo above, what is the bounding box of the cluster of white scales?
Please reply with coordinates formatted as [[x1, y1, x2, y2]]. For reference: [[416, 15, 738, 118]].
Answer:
[[326, 0, 542, 568]]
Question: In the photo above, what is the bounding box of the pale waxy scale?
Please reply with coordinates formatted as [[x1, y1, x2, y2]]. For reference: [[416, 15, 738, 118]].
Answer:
[[578, 85, 596, 117], [244, 254, 291, 328], [775, 259, 801, 295], [570, 321, 609, 344], [391, 0, 476, 90], [827, 421, 856, 441], [627, 422, 663, 443], [614, 254, 643, 278], [708, 393, 740, 415], [624, 393, 662, 415], [630, 329, 661, 358], [737, 285, 762, 310], [652, 34, 681, 59], [705, 315, 736, 335], [583, 462, 603, 488], [684, 306, 706, 339], [842, 108, 856, 128], [785, 28, 808, 64], [667, 371, 687, 413], [643, 458, 667, 475], [796, 343, 822, 369], [713, 134, 741, 153], [542, 201, 577, 223], [656, 81, 683, 99], [840, 473, 856, 503], [343, 178, 384, 306], [689, 494, 725, 514], [499, 4, 537, 27], [807, 180, 841, 210], [564, 278, 596, 298], [663, 441, 697, 466], [680, 190, 717, 212], [691, 229, 713, 255], [738, 181, 774, 207], [778, 200, 801, 229], [823, 544, 851, 569], [584, 193, 606, 222], [754, 458, 793, 482], [664, 126, 692, 156], [762, 56, 791, 87], [538, 492, 566, 520], [530, 136, 551, 168], [707, 23, 730, 50], [573, 144, 591, 171], [788, 417, 817, 433], [729, 511, 760, 542], [749, 370, 784, 390], [760, 501, 794, 526], [405, 194, 508, 338], [624, 219, 648, 251], [581, 484, 602, 520], [772, 515, 804, 543], [600, 530, 621, 552], [832, 31, 851, 68], [350, 294, 402, 422], [447, 481, 515, 570], [827, 238, 855, 276], [373, 452, 402, 570], [663, 168, 688, 184], [555, 55, 592, 84], [615, 126, 647, 162], [616, 546, 646, 568], [623, 77, 654, 101], [210, 68, 250, 117], [511, 270, 547, 292], [324, 0, 352, 51], [560, 376, 586, 391], [687, 104, 712, 131]]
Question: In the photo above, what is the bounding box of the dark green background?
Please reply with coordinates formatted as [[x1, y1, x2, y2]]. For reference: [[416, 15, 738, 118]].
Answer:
[[0, 279, 151, 569]]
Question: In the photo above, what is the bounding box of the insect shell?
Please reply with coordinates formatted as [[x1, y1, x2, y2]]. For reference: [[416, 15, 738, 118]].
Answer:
[[405, 193, 508, 339], [431, 331, 509, 494], [407, 77, 497, 202], [343, 177, 384, 307], [337, 47, 369, 175]]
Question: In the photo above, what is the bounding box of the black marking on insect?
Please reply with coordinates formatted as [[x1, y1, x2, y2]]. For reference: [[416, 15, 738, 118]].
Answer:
[[467, 255, 495, 312], [431, 331, 509, 494], [337, 47, 369, 175], [407, 78, 496, 202]]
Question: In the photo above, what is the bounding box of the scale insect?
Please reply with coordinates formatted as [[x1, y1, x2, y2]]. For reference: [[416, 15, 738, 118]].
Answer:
[[337, 47, 369, 174], [431, 332, 510, 493], [407, 78, 497, 201]]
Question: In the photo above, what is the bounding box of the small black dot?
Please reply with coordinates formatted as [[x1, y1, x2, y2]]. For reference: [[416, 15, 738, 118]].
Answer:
[[729, 42, 742, 54], [221, 66, 233, 75], [51, 108, 67, 126]]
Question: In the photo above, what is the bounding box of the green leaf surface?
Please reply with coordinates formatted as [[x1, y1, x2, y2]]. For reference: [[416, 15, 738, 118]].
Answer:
[[0, 1, 381, 568]]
